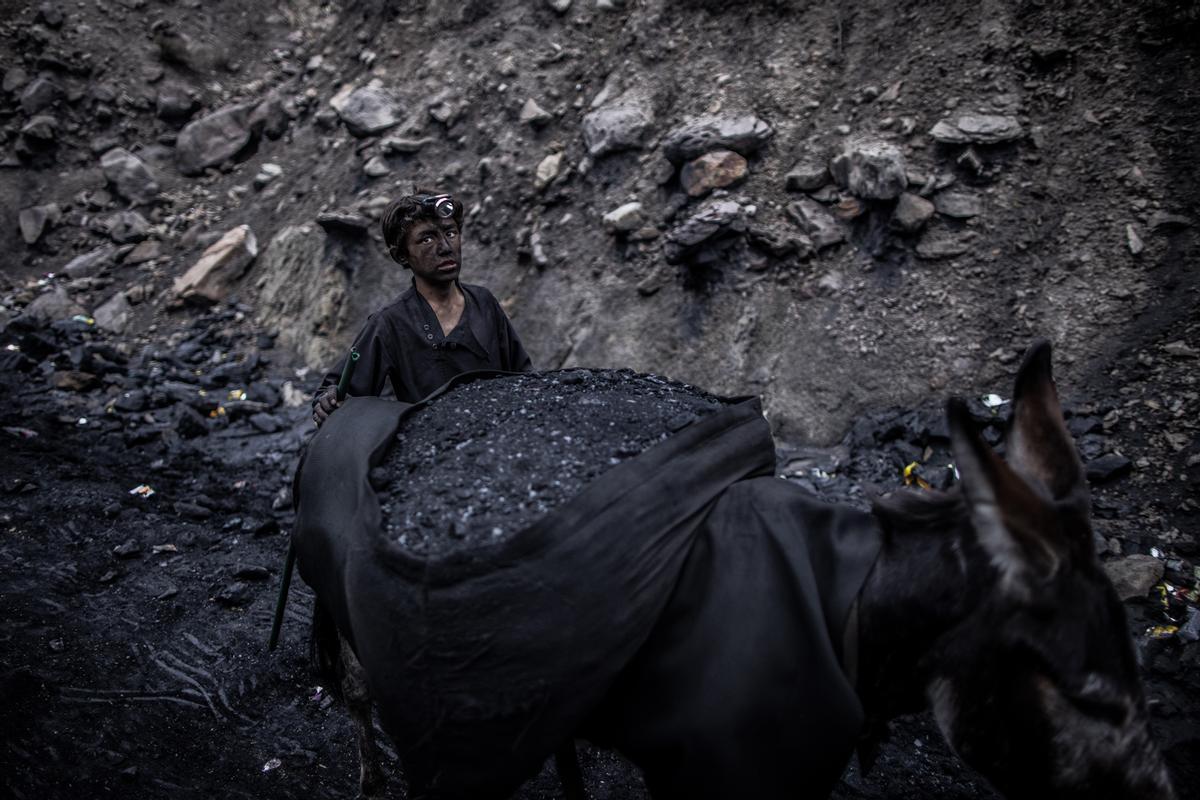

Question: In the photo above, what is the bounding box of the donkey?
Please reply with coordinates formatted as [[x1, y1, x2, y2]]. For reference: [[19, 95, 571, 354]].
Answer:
[[308, 341, 1175, 799]]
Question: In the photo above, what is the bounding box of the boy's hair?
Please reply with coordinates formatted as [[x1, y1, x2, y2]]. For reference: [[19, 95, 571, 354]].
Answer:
[[380, 186, 464, 266]]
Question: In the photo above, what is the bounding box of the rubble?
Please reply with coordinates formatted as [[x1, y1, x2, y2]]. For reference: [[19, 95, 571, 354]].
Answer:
[[582, 91, 654, 157], [1103, 555, 1165, 602], [933, 191, 983, 219], [100, 147, 160, 205], [680, 149, 748, 197], [786, 199, 845, 250], [663, 199, 744, 262], [890, 193, 935, 233], [176, 103, 256, 175], [18, 203, 61, 244]]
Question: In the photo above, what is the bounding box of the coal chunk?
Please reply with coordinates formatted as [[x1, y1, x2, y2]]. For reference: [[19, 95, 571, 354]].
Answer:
[[380, 370, 726, 556]]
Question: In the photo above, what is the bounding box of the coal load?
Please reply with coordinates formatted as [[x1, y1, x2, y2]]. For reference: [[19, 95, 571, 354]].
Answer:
[[378, 369, 727, 556]]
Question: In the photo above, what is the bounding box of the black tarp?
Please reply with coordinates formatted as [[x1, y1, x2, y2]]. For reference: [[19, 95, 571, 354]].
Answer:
[[294, 371, 881, 799]]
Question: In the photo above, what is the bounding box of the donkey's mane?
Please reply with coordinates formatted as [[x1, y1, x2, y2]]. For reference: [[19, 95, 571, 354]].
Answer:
[[871, 485, 968, 537]]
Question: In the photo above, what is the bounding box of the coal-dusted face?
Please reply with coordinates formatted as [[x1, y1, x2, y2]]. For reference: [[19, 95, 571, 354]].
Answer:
[[403, 217, 462, 286], [927, 552, 1174, 800]]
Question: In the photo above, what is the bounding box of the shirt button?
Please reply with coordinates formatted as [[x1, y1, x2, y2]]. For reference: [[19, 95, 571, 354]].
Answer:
[[426, 333, 433, 340], [423, 324, 430, 330]]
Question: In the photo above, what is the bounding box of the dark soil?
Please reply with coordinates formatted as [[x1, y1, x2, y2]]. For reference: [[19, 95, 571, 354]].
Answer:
[[380, 369, 724, 555]]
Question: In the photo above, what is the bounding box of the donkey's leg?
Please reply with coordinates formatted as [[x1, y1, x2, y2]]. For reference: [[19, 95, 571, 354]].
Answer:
[[338, 632, 386, 798], [554, 742, 586, 800]]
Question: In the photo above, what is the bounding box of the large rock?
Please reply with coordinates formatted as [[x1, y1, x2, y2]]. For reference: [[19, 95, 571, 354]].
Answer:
[[581, 91, 654, 157], [101, 147, 160, 205], [663, 199, 744, 262], [18, 203, 61, 244], [829, 138, 907, 200], [176, 103, 255, 175], [173, 225, 258, 304], [94, 292, 131, 334], [1102, 555, 1164, 602], [786, 199, 845, 251], [680, 149, 748, 197], [662, 114, 773, 163], [929, 114, 1023, 145], [330, 84, 402, 137]]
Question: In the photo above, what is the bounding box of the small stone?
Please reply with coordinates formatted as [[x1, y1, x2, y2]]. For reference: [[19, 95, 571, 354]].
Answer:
[[176, 102, 256, 174], [249, 412, 281, 433], [1163, 341, 1198, 359], [679, 149, 748, 197], [363, 155, 391, 177], [381, 136, 436, 154], [1126, 224, 1144, 255], [534, 151, 564, 190], [94, 292, 131, 334], [21, 114, 58, 141], [104, 210, 150, 243], [934, 191, 983, 219], [915, 233, 972, 260], [582, 92, 654, 157], [546, 0, 571, 11], [785, 199, 845, 251], [829, 137, 907, 200], [929, 114, 1023, 145], [890, 193, 935, 233], [18, 203, 61, 244], [101, 147, 160, 205], [663, 200, 744, 263], [519, 98, 553, 126], [233, 564, 271, 581], [785, 160, 829, 192], [602, 201, 644, 233], [1085, 453, 1133, 483], [1102, 554, 1164, 602], [174, 501, 211, 521], [253, 162, 283, 189], [52, 370, 99, 392], [214, 581, 253, 607], [330, 83, 401, 137], [3, 66, 29, 93], [20, 75, 62, 114], [173, 225, 258, 304], [662, 113, 774, 163], [113, 539, 142, 559], [156, 84, 198, 121], [316, 211, 371, 233], [1147, 211, 1192, 231]]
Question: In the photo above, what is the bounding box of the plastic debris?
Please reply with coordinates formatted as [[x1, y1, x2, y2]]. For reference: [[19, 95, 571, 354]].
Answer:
[[208, 406, 227, 418], [310, 686, 324, 701], [3, 427, 38, 438], [262, 758, 282, 773], [76, 417, 88, 426], [71, 314, 95, 325], [228, 388, 247, 401], [948, 463, 960, 481], [1147, 625, 1178, 639], [981, 394, 1008, 408], [129, 484, 155, 498], [903, 462, 932, 490], [151, 544, 178, 554], [4, 343, 18, 351]]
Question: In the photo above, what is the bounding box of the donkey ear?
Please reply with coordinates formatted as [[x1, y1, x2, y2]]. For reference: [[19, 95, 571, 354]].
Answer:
[[948, 398, 1062, 595], [1006, 340, 1086, 502]]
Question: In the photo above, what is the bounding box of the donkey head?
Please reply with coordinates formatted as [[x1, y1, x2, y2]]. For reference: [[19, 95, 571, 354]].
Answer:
[[928, 341, 1175, 799]]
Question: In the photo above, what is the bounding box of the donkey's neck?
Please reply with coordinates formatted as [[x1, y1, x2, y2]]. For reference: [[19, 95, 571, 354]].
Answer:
[[855, 523, 978, 731]]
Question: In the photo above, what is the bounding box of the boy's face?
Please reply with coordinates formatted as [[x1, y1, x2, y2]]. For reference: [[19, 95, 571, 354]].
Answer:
[[404, 218, 462, 286]]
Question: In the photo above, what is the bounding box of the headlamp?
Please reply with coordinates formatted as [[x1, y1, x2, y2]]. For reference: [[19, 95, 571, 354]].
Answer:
[[417, 194, 458, 219]]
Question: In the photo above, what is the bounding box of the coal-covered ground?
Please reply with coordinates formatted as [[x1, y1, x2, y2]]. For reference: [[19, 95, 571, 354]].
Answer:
[[2, 308, 1196, 799], [381, 369, 724, 555]]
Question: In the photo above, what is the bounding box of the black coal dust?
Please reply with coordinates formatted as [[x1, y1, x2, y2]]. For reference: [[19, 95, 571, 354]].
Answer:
[[376, 369, 727, 555]]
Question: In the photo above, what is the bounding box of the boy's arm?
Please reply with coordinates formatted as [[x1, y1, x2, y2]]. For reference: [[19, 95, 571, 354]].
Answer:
[[311, 317, 394, 425]]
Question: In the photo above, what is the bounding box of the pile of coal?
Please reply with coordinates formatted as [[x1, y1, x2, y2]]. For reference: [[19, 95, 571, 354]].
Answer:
[[377, 369, 727, 556]]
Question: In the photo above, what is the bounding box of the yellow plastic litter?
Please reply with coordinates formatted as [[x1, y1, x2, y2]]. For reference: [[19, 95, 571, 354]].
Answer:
[[228, 389, 247, 401], [209, 406, 227, 418], [1147, 625, 1178, 639], [903, 462, 931, 490], [71, 314, 95, 325]]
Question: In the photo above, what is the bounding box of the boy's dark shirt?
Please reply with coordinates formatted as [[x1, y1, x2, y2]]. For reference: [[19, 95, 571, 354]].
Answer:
[[314, 280, 532, 407]]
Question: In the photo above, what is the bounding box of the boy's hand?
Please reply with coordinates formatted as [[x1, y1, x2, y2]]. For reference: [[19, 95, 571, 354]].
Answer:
[[313, 390, 339, 427]]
